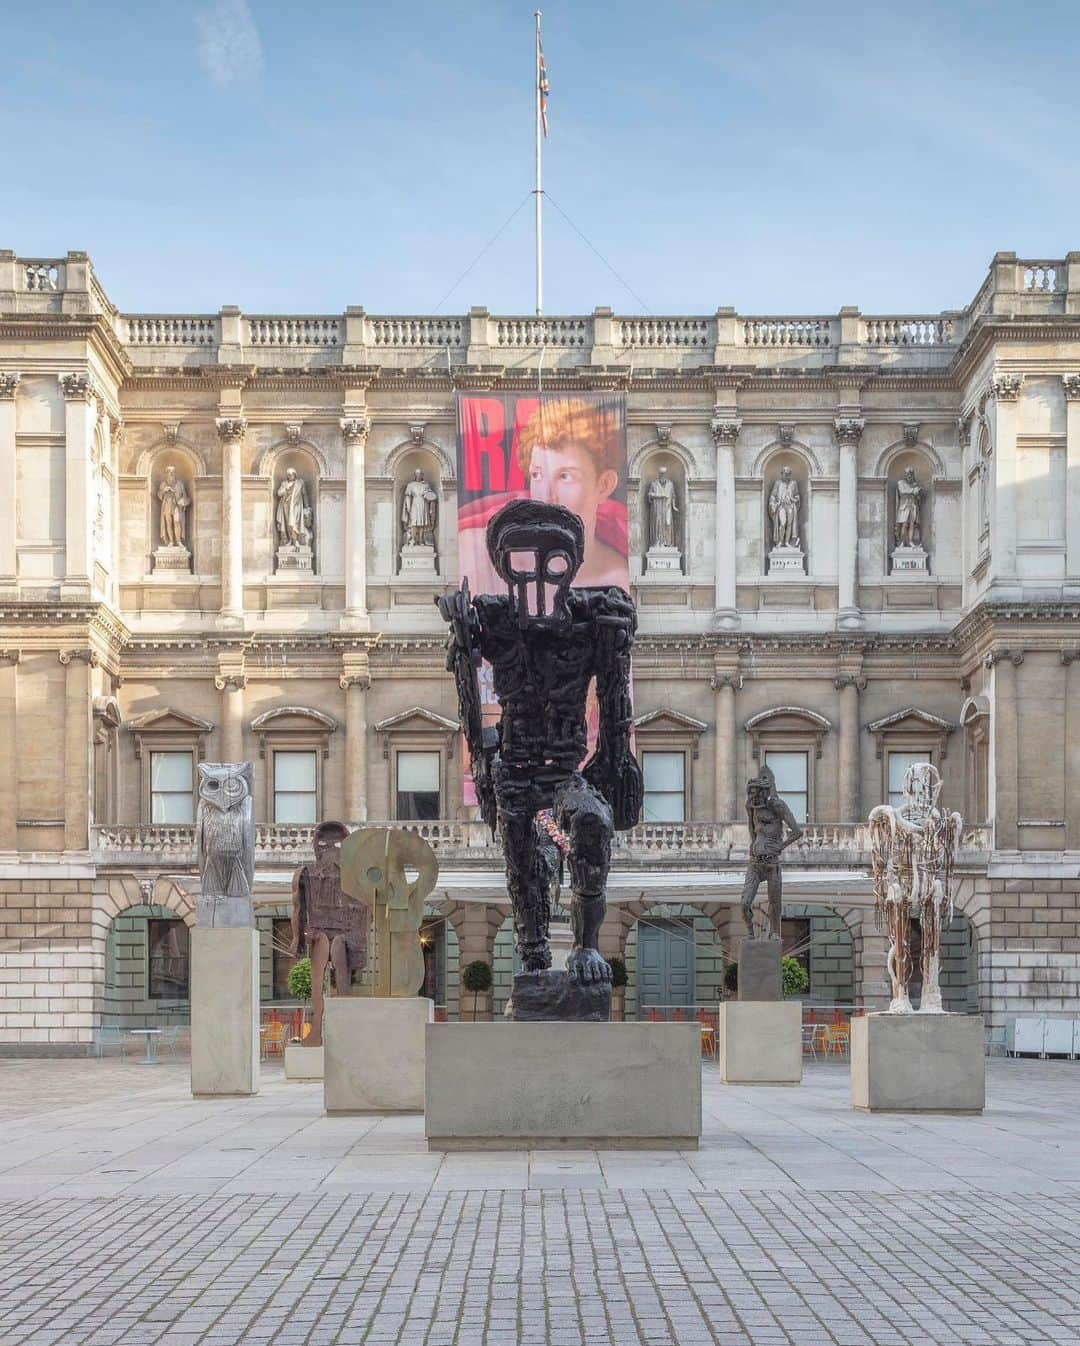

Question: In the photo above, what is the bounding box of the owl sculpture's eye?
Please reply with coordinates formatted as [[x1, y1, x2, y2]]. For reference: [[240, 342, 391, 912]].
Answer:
[[206, 780, 219, 790]]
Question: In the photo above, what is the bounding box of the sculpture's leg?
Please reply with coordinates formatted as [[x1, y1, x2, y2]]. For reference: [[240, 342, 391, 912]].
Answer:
[[329, 934, 351, 998], [885, 885, 913, 1013], [499, 785, 550, 972], [765, 863, 783, 941], [740, 863, 762, 937], [919, 880, 945, 1013], [308, 931, 330, 1047], [555, 777, 613, 985]]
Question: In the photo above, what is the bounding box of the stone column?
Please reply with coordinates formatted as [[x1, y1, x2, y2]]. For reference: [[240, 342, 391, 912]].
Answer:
[[1063, 652, 1080, 850], [342, 416, 371, 630], [710, 418, 740, 627], [834, 417, 864, 627], [0, 651, 18, 850], [835, 675, 864, 824], [60, 373, 96, 599], [1063, 375, 1080, 591], [711, 671, 738, 821], [340, 651, 371, 823], [987, 373, 1022, 588], [215, 673, 246, 765], [60, 649, 95, 851], [444, 902, 507, 1021], [989, 650, 1022, 852], [216, 418, 246, 623], [0, 372, 19, 595]]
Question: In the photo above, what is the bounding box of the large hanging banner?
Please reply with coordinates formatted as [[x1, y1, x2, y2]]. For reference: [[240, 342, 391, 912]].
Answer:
[[455, 392, 629, 804]]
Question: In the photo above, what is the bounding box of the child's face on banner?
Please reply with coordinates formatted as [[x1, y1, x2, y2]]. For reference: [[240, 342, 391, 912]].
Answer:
[[527, 442, 618, 538]]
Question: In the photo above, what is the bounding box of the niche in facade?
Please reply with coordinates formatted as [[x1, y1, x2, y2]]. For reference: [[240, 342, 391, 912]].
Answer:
[[149, 450, 196, 575], [638, 449, 686, 575], [884, 447, 934, 575], [394, 447, 441, 576], [272, 450, 318, 574], [761, 449, 810, 576]]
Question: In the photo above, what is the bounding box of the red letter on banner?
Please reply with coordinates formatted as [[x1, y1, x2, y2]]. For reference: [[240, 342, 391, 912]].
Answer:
[[463, 398, 505, 493], [507, 397, 539, 492]]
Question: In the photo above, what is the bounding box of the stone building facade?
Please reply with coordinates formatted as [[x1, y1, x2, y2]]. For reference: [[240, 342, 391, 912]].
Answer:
[[1, 249, 1078, 1051]]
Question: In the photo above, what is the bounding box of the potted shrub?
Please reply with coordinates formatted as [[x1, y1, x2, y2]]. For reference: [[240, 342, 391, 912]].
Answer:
[[608, 956, 628, 1020], [723, 961, 739, 997], [782, 955, 810, 998], [461, 959, 493, 1021]]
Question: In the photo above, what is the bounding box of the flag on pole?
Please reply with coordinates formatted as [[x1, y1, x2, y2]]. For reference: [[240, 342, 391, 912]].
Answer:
[[538, 38, 550, 137]]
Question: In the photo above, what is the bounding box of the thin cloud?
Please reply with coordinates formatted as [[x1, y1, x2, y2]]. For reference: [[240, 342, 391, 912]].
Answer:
[[196, 0, 263, 88]]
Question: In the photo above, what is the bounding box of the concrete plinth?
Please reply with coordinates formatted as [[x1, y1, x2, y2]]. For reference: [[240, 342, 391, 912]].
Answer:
[[324, 997, 433, 1114], [284, 1044, 324, 1080], [718, 1001, 802, 1085], [851, 1012, 985, 1113], [190, 927, 260, 1097], [425, 1023, 701, 1149], [738, 937, 782, 1002]]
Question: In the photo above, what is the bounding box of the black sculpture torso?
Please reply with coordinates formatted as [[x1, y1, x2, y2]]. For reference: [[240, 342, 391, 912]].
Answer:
[[438, 499, 642, 992]]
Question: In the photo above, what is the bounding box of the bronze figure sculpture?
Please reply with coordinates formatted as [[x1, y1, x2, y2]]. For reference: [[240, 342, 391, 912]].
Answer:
[[438, 499, 641, 1011], [740, 765, 803, 939], [290, 820, 369, 1046]]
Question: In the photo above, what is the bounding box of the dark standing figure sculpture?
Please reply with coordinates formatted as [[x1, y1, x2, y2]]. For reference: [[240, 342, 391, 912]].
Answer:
[[438, 499, 642, 1015], [740, 765, 803, 939], [290, 821, 369, 1047]]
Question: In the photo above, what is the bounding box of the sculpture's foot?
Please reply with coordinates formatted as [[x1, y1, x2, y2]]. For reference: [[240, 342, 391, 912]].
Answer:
[[887, 995, 914, 1014], [566, 947, 611, 986], [918, 991, 944, 1014], [520, 944, 552, 973]]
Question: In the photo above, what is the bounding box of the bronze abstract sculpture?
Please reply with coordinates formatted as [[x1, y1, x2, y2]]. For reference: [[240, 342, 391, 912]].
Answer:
[[290, 820, 368, 1046], [740, 765, 803, 940], [438, 499, 641, 1010]]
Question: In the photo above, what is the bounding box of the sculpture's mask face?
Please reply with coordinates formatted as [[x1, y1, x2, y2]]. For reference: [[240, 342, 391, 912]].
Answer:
[[198, 761, 253, 811], [340, 826, 439, 911], [313, 821, 348, 864], [900, 761, 941, 822], [486, 499, 584, 627]]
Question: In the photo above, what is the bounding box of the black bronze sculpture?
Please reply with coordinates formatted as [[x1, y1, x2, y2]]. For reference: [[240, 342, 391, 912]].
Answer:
[[438, 499, 641, 1012], [740, 765, 803, 939]]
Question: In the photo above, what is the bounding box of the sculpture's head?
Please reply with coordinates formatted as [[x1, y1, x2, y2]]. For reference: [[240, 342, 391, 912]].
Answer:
[[900, 761, 941, 822], [198, 761, 254, 813], [486, 498, 584, 626], [780, 466, 792, 482], [904, 466, 917, 483], [285, 467, 297, 481], [313, 819, 349, 863], [414, 469, 424, 481], [658, 465, 668, 478], [747, 764, 778, 807]]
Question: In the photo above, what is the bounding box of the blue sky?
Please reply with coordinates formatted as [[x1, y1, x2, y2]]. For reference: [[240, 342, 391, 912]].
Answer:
[[3, 0, 1079, 316]]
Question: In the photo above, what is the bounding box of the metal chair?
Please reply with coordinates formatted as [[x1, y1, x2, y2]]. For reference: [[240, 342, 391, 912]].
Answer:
[[158, 1025, 183, 1058], [984, 1025, 1009, 1057], [263, 1021, 289, 1057], [700, 1024, 716, 1058], [95, 1026, 126, 1060], [801, 1024, 819, 1061]]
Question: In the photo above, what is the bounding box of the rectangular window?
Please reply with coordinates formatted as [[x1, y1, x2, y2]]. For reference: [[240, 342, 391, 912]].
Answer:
[[147, 919, 190, 1000], [764, 750, 808, 824], [888, 751, 929, 809], [150, 751, 194, 824], [274, 750, 317, 824], [272, 918, 297, 1000], [642, 751, 686, 823], [396, 751, 440, 820]]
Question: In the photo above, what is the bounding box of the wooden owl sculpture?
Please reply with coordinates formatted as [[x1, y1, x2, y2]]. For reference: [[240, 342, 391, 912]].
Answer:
[[195, 761, 256, 927]]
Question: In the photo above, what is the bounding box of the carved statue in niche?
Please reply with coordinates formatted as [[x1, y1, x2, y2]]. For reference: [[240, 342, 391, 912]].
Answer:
[[158, 466, 189, 546], [869, 762, 962, 1013], [400, 469, 439, 572], [647, 466, 678, 549], [276, 467, 312, 547], [152, 465, 191, 572], [894, 467, 923, 548], [768, 466, 801, 549]]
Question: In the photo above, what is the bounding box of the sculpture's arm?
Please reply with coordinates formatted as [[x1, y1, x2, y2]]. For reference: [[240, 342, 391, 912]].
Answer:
[[434, 583, 498, 834], [777, 798, 804, 851], [582, 588, 643, 830], [290, 869, 307, 957]]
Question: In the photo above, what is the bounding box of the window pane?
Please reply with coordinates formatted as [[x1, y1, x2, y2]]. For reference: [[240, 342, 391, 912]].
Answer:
[[642, 751, 684, 793], [148, 919, 190, 999], [784, 794, 808, 825], [397, 752, 439, 793], [275, 791, 317, 824], [151, 751, 192, 792], [888, 752, 927, 799], [643, 791, 685, 823], [397, 790, 440, 821], [274, 751, 316, 791], [764, 751, 807, 793], [152, 791, 194, 824]]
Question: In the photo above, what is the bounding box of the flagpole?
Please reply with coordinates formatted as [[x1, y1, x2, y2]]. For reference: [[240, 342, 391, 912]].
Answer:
[[534, 9, 543, 317]]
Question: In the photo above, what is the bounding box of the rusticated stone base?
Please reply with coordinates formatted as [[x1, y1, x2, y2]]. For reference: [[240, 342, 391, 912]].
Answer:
[[510, 970, 611, 1021]]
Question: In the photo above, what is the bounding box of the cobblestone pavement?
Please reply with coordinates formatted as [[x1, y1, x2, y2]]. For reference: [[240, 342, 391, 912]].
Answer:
[[0, 1059, 1078, 1345]]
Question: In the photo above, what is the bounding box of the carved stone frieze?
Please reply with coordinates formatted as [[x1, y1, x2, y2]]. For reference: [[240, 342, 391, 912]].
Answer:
[[59, 648, 100, 667], [834, 417, 865, 445], [59, 371, 95, 402], [215, 417, 247, 441], [0, 371, 20, 398], [988, 372, 1022, 402], [902, 422, 919, 446], [213, 673, 247, 691], [1062, 373, 1080, 402], [777, 423, 795, 445], [340, 416, 371, 442], [710, 417, 741, 446], [983, 649, 1024, 669]]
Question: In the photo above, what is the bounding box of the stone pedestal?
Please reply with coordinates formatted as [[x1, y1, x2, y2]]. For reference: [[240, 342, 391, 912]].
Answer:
[[425, 1023, 701, 1149], [190, 927, 260, 1097], [195, 894, 254, 928], [284, 1044, 324, 1081], [851, 1012, 985, 1113], [890, 544, 928, 573], [738, 937, 782, 1001], [324, 997, 433, 1114], [644, 544, 681, 573], [718, 1001, 802, 1085], [152, 544, 191, 574], [276, 542, 313, 571], [767, 544, 805, 574], [509, 969, 611, 1021], [400, 542, 437, 574]]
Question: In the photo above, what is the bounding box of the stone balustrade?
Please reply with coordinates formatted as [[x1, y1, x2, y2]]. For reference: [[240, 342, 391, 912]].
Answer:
[[6, 249, 1074, 373], [88, 819, 993, 869]]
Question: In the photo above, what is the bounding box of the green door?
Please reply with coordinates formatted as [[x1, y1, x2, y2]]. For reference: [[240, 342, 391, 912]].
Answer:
[[637, 918, 694, 1017]]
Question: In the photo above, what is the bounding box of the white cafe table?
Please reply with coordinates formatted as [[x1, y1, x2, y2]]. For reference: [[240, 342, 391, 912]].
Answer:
[[129, 1028, 163, 1065]]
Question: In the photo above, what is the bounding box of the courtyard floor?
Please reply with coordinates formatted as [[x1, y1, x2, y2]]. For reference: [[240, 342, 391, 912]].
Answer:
[[0, 1056, 1078, 1345]]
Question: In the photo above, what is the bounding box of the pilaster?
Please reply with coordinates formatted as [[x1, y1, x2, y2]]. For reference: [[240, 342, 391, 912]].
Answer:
[[711, 664, 739, 821], [0, 372, 18, 594], [1063, 650, 1080, 850], [710, 416, 740, 627], [59, 372, 96, 599], [214, 656, 247, 764], [834, 672, 865, 824], [340, 652, 372, 822], [216, 417, 246, 624], [341, 416, 371, 630], [987, 650, 1023, 851], [833, 416, 864, 628], [0, 651, 19, 850], [1063, 375, 1080, 591], [987, 372, 1022, 594], [59, 648, 96, 850]]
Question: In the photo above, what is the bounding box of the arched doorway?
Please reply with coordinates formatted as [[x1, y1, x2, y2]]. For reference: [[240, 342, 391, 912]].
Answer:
[[103, 903, 190, 1029]]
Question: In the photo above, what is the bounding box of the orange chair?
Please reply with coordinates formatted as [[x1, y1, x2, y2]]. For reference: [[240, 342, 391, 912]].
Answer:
[[647, 1007, 662, 1022], [672, 1008, 687, 1023], [700, 1024, 716, 1058], [263, 1021, 288, 1057]]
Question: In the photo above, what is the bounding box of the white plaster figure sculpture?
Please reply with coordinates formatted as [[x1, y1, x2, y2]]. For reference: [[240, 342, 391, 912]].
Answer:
[[401, 469, 438, 548], [276, 467, 312, 548], [894, 467, 923, 548], [868, 762, 962, 1013], [157, 465, 189, 547], [647, 467, 679, 549], [768, 466, 801, 549]]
